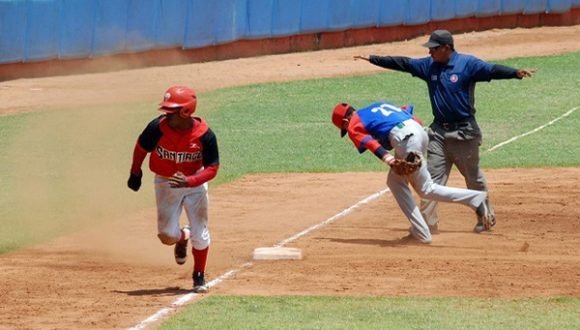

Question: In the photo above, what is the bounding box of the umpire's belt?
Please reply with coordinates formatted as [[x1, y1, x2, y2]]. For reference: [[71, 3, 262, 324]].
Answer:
[[436, 120, 471, 131]]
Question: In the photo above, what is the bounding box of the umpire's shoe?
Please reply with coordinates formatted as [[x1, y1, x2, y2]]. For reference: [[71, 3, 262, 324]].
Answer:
[[174, 226, 190, 265], [193, 271, 209, 293], [428, 223, 440, 235], [474, 200, 496, 233]]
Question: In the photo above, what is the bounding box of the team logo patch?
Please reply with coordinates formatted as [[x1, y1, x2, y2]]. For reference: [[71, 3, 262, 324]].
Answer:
[[431, 75, 438, 81], [450, 74, 458, 83], [156, 146, 201, 163], [164, 92, 171, 101]]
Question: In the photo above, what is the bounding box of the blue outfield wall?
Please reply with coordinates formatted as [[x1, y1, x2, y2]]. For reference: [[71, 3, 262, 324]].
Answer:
[[0, 0, 579, 64]]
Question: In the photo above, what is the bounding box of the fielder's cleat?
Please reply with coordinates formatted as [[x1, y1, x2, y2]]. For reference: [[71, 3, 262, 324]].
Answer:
[[192, 271, 208, 293], [174, 226, 190, 265], [475, 200, 496, 233], [404, 227, 432, 244]]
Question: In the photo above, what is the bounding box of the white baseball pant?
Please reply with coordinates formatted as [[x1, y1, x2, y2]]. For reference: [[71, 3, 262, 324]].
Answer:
[[154, 175, 211, 250], [386, 119, 487, 243]]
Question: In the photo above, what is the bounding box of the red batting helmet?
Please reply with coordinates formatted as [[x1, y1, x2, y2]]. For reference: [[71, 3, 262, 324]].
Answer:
[[159, 86, 197, 118], [332, 103, 354, 137]]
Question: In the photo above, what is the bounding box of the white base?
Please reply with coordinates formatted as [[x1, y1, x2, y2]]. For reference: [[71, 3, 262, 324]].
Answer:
[[253, 247, 303, 260]]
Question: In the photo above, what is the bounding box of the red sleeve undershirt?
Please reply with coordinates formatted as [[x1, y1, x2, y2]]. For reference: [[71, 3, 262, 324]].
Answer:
[[185, 165, 219, 187], [347, 115, 387, 159], [130, 142, 148, 175]]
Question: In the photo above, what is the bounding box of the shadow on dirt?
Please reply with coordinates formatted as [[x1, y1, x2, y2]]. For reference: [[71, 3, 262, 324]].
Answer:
[[321, 237, 479, 249], [113, 287, 191, 296]]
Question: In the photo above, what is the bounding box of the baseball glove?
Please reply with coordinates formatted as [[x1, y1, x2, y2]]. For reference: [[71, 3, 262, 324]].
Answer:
[[391, 151, 422, 176]]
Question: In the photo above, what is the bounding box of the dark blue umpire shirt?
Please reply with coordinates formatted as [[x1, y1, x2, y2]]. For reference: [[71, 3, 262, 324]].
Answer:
[[370, 52, 519, 123]]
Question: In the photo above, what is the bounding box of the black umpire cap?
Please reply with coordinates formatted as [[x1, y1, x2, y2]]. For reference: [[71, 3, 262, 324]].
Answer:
[[422, 30, 454, 48]]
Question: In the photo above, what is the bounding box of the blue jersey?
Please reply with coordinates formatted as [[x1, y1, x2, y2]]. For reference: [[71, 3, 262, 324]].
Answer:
[[406, 52, 494, 122], [357, 102, 413, 136], [348, 102, 414, 155], [370, 52, 510, 123]]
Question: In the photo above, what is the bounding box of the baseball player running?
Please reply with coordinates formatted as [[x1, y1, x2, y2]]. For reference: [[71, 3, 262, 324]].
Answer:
[[127, 86, 219, 293], [331, 101, 493, 243]]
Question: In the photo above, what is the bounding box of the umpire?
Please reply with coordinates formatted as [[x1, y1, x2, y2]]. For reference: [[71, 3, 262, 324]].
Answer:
[[354, 29, 535, 233]]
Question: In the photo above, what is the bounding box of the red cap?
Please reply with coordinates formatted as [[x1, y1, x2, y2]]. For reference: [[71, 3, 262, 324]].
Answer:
[[332, 103, 352, 137]]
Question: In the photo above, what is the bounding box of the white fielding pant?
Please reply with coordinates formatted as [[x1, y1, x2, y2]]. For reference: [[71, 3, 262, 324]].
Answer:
[[386, 120, 487, 243]]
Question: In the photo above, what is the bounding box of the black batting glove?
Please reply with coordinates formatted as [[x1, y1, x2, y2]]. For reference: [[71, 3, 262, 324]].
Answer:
[[127, 171, 142, 192]]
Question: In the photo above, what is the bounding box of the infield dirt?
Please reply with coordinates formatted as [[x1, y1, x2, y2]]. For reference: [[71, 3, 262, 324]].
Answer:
[[1, 26, 580, 329]]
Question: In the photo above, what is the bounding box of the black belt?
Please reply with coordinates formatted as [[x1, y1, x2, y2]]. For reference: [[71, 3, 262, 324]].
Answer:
[[436, 120, 471, 131]]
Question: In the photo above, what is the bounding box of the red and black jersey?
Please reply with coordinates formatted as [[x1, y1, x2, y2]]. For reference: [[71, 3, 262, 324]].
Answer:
[[136, 115, 219, 178]]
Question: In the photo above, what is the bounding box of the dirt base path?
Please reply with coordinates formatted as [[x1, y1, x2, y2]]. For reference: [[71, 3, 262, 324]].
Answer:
[[218, 169, 580, 298], [1, 26, 580, 329], [1, 169, 579, 328]]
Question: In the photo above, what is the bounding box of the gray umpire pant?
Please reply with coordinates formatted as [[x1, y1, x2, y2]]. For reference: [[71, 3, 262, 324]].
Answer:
[[420, 119, 494, 226]]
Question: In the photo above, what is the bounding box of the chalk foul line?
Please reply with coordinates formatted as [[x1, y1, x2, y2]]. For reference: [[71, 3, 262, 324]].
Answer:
[[274, 187, 392, 248], [487, 106, 578, 152]]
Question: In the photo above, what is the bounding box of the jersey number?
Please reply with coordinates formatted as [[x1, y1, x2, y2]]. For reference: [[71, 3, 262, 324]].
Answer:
[[370, 103, 402, 117]]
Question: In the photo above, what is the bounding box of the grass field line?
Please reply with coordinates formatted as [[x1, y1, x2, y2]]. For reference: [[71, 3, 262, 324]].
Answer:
[[129, 188, 392, 329], [486, 106, 579, 152]]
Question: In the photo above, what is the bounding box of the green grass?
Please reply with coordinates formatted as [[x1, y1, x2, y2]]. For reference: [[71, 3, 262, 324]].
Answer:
[[476, 55, 580, 167], [161, 296, 580, 329], [199, 71, 436, 184]]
